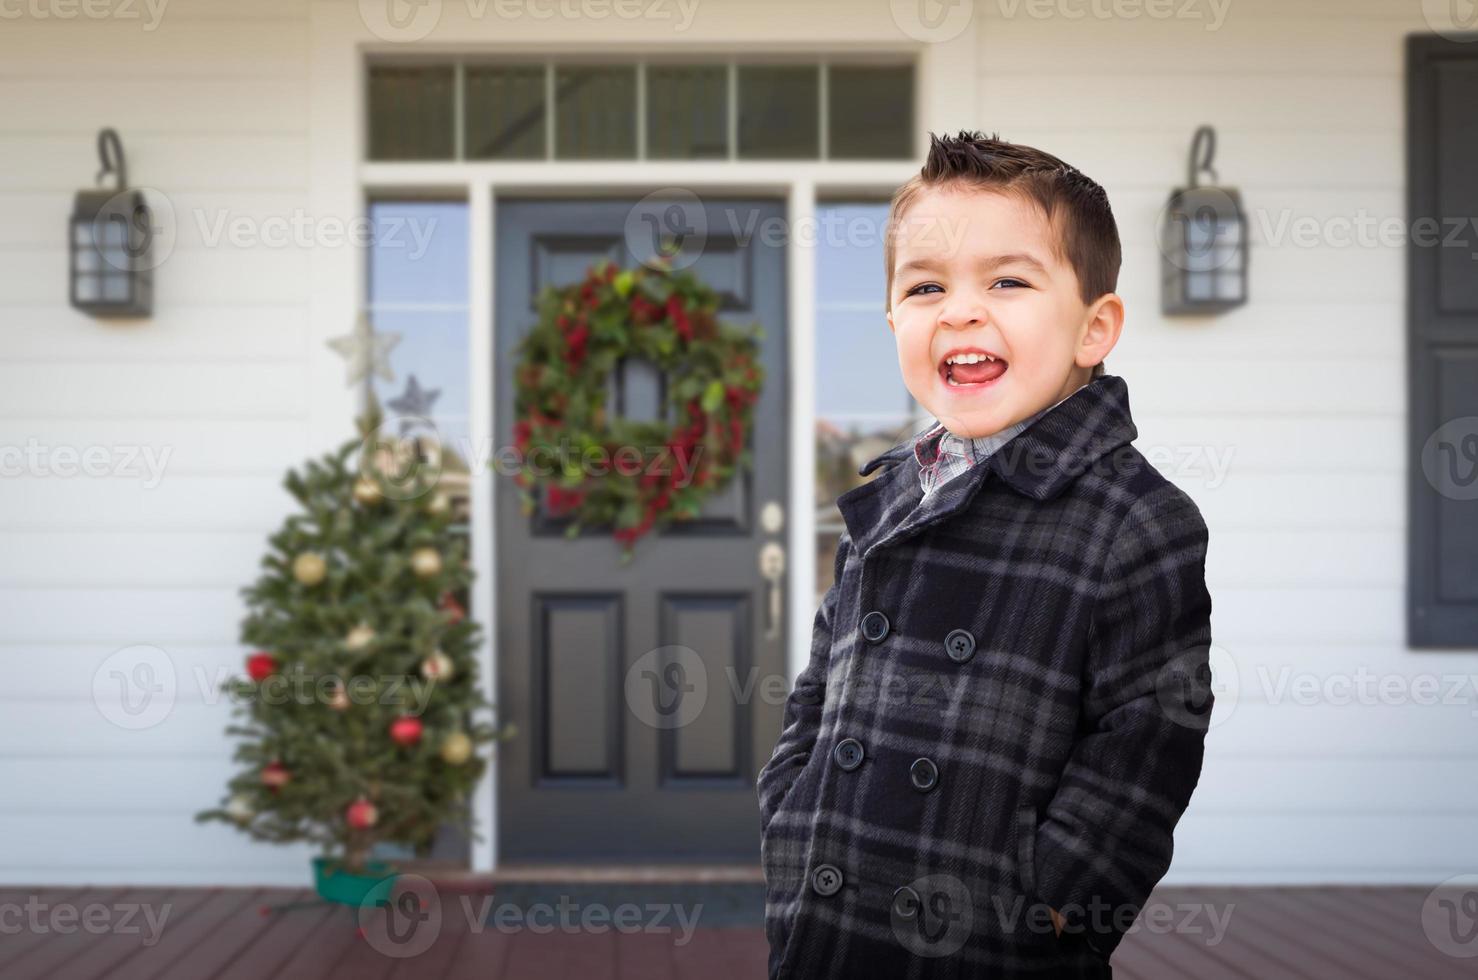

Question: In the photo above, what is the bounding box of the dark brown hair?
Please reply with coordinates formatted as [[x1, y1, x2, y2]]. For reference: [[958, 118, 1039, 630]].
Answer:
[[886, 130, 1121, 378]]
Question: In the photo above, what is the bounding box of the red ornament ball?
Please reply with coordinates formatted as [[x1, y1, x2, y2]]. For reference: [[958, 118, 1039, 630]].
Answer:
[[246, 652, 278, 683], [439, 593, 466, 624], [260, 761, 291, 789], [345, 797, 378, 830], [389, 716, 424, 747]]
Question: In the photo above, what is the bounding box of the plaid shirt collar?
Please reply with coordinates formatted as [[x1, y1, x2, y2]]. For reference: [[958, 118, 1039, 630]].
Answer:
[[911, 382, 1090, 497], [842, 374, 1139, 558]]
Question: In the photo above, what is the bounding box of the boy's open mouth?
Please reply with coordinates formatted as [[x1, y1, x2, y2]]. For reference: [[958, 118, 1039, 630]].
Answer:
[[939, 348, 1008, 388]]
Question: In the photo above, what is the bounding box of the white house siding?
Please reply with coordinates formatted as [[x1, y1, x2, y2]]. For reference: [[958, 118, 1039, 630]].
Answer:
[[1, 0, 1472, 886], [0, 0, 321, 885], [977, 0, 1478, 882]]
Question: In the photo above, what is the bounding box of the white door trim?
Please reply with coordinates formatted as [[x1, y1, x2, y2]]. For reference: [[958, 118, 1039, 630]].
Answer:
[[307, 3, 977, 875]]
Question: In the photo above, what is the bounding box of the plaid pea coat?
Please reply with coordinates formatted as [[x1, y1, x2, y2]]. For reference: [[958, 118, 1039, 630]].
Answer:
[[756, 374, 1214, 979]]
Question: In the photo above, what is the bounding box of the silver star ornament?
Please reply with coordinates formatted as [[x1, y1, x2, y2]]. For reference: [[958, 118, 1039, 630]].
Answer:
[[328, 313, 401, 385]]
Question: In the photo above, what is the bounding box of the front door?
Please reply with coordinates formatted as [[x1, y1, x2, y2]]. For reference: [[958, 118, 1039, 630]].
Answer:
[[494, 197, 789, 862]]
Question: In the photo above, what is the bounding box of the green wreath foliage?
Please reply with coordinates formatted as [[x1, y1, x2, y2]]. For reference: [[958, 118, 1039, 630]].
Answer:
[[510, 258, 764, 559]]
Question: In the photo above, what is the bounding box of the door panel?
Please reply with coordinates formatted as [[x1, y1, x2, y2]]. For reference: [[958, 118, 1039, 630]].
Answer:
[[494, 197, 788, 860], [1408, 37, 1478, 645]]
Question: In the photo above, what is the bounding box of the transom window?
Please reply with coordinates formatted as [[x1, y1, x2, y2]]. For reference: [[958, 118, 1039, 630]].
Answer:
[[367, 57, 916, 162]]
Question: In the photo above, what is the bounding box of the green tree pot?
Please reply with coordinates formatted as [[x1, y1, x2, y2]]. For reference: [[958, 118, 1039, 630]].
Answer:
[[312, 857, 399, 908]]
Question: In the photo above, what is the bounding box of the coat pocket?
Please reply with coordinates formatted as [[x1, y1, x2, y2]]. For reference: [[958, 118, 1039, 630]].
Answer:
[[1014, 804, 1039, 900]]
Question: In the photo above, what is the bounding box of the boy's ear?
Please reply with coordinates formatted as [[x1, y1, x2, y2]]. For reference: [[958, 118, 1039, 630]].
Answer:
[[886, 308, 896, 335], [1076, 293, 1123, 370]]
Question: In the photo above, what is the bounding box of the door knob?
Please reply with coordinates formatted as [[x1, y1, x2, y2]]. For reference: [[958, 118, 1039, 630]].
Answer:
[[759, 541, 785, 640]]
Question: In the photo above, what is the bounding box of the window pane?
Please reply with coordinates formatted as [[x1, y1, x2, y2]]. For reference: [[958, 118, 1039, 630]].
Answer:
[[647, 64, 728, 160], [828, 65, 914, 160], [554, 65, 636, 159], [369, 311, 472, 471], [368, 66, 455, 161], [814, 202, 916, 595], [466, 65, 546, 160], [367, 201, 469, 305], [367, 201, 471, 525], [738, 65, 818, 159]]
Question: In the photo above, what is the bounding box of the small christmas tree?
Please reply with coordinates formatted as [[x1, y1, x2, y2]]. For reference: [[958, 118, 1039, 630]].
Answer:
[[197, 399, 509, 874]]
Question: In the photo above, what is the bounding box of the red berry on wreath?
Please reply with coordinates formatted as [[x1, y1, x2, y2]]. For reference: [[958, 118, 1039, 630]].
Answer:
[[247, 652, 277, 683], [390, 716, 424, 747]]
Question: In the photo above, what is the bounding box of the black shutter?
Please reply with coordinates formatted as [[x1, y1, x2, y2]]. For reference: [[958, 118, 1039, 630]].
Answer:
[[1408, 34, 1478, 647]]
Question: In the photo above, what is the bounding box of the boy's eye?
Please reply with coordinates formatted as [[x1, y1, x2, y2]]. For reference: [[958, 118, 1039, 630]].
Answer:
[[904, 278, 1028, 297]]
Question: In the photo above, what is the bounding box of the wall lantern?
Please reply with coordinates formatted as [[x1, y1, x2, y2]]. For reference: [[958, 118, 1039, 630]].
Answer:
[[70, 128, 153, 318], [1160, 125, 1247, 316]]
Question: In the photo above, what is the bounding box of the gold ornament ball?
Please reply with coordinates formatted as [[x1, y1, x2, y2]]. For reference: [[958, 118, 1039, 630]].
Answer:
[[353, 475, 383, 506], [427, 491, 450, 516], [440, 732, 473, 765], [327, 682, 351, 711], [420, 649, 455, 681], [345, 623, 377, 651], [410, 547, 442, 578], [293, 552, 327, 586]]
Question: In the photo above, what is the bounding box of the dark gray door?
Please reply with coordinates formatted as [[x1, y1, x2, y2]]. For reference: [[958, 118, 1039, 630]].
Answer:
[[494, 197, 788, 861], [1408, 36, 1478, 646]]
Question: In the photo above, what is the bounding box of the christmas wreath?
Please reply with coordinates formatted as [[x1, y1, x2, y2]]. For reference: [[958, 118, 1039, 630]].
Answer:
[[510, 257, 764, 559]]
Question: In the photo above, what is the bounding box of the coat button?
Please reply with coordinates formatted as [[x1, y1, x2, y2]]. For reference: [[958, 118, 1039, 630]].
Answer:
[[892, 885, 921, 921], [811, 863, 844, 897], [909, 757, 939, 793], [944, 628, 976, 663], [861, 610, 890, 643], [832, 737, 864, 772]]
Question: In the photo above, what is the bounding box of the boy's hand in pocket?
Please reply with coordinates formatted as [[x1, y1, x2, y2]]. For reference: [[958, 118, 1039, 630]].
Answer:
[[1049, 907, 1064, 937]]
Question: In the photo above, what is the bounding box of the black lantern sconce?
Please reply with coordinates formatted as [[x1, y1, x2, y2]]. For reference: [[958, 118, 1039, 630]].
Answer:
[[70, 128, 153, 318], [1160, 125, 1248, 316]]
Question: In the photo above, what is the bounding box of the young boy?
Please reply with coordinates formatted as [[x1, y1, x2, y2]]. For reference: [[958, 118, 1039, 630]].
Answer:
[[757, 131, 1214, 978]]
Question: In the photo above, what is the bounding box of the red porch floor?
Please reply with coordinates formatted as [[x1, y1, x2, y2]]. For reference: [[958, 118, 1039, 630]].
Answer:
[[0, 885, 1468, 978]]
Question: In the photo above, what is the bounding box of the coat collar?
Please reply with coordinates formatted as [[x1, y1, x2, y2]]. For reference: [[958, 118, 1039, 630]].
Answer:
[[839, 374, 1138, 559]]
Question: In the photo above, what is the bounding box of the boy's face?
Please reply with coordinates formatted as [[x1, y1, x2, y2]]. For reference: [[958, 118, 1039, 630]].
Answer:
[[886, 185, 1121, 439]]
